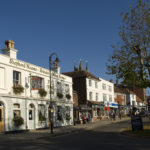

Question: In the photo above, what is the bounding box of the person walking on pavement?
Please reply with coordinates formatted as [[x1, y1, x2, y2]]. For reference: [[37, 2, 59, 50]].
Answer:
[[113, 111, 116, 121], [118, 111, 121, 120]]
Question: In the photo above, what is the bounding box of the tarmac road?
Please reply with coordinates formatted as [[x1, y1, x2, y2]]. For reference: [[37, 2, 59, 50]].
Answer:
[[0, 118, 150, 150]]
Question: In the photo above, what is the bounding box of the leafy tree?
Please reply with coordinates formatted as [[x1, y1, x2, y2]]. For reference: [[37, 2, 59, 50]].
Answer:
[[106, 0, 150, 88]]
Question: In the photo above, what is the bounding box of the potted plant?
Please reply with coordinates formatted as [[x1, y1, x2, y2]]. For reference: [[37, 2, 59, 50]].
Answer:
[[13, 84, 24, 95], [66, 94, 71, 100], [66, 113, 71, 120], [57, 92, 63, 99], [38, 88, 47, 98], [13, 116, 24, 127]]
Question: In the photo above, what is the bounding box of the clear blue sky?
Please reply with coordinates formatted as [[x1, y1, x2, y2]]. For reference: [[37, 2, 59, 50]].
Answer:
[[0, 0, 137, 81]]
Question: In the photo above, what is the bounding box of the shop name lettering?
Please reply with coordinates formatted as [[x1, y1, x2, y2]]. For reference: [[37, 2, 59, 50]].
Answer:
[[9, 59, 49, 74], [9, 59, 66, 79]]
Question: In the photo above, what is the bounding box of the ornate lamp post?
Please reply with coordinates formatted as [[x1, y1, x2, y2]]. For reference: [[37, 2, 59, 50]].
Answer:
[[49, 52, 60, 134]]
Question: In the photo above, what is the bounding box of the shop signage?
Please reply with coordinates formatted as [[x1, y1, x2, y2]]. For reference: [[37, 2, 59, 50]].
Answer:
[[131, 116, 143, 131], [9, 58, 66, 80]]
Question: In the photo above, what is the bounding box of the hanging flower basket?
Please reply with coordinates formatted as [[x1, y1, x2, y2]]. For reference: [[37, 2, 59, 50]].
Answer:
[[13, 84, 24, 95], [66, 113, 71, 120], [66, 94, 71, 99], [13, 116, 24, 127], [57, 92, 63, 99], [38, 88, 47, 98]]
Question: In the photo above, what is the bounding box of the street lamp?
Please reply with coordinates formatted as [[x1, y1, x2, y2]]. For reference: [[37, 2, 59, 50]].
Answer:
[[49, 52, 60, 134]]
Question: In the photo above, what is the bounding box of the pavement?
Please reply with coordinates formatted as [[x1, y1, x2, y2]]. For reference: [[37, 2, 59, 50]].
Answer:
[[1, 117, 130, 141]]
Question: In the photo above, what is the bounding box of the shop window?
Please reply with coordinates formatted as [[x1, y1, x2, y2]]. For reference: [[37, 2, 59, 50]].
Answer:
[[38, 104, 45, 121], [13, 71, 21, 85], [57, 106, 62, 121], [94, 108, 97, 116], [31, 76, 44, 90], [13, 103, 20, 117]]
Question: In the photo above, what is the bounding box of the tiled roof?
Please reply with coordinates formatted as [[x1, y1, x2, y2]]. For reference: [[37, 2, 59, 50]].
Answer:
[[114, 84, 145, 102], [63, 70, 100, 80]]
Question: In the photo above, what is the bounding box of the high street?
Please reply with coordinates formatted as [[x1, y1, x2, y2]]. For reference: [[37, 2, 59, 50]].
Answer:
[[0, 118, 149, 150]]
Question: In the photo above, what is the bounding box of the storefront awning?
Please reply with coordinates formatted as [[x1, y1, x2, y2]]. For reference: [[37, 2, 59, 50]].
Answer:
[[79, 105, 91, 111], [88, 100, 104, 105]]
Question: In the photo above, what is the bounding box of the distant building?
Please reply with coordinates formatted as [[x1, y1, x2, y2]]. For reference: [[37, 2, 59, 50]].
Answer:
[[114, 80, 146, 114], [63, 61, 116, 122]]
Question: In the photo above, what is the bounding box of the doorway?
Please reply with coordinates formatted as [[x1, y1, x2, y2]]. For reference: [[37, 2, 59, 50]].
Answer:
[[0, 104, 4, 132], [28, 104, 35, 130]]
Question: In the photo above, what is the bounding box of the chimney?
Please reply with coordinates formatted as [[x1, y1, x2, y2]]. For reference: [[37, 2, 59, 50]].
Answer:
[[5, 40, 15, 49], [2, 40, 18, 59], [109, 79, 113, 83], [116, 79, 119, 85]]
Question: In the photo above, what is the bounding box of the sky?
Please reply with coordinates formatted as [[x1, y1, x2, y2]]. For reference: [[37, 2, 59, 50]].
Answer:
[[0, 0, 137, 82]]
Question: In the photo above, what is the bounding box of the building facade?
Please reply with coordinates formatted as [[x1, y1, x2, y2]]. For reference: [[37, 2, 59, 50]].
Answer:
[[114, 82, 146, 114], [63, 61, 116, 122], [0, 40, 73, 133]]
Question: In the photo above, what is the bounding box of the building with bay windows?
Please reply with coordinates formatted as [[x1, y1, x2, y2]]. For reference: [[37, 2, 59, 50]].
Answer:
[[0, 40, 73, 133]]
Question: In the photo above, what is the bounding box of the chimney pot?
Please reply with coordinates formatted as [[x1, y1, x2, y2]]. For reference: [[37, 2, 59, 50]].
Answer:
[[5, 40, 15, 48]]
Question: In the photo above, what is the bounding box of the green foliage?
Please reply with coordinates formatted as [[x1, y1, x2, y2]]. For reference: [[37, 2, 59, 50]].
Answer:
[[66, 94, 71, 99], [13, 84, 24, 95], [57, 92, 63, 99], [66, 113, 71, 120], [13, 116, 24, 127], [106, 0, 150, 88], [38, 88, 47, 98], [39, 112, 46, 122]]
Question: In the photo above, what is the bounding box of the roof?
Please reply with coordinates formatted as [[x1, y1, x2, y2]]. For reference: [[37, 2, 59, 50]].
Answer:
[[114, 84, 145, 102], [63, 70, 100, 81]]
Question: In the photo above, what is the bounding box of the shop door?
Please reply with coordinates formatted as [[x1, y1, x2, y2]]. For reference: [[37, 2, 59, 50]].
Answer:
[[28, 106, 35, 130], [0, 108, 3, 132]]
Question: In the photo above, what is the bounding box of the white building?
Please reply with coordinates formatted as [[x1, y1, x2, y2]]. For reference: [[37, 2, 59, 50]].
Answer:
[[0, 40, 73, 133], [99, 78, 117, 109]]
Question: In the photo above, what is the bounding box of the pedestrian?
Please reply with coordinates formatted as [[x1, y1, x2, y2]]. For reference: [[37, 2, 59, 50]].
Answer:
[[113, 111, 116, 121], [82, 114, 86, 124], [118, 111, 121, 120], [74, 117, 77, 125]]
